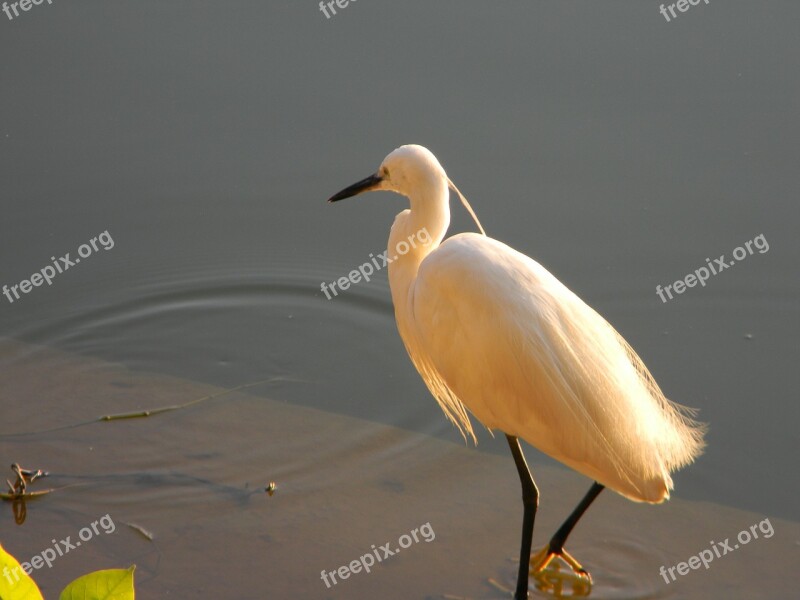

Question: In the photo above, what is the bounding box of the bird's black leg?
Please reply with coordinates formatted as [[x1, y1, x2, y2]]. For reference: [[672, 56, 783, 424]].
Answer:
[[506, 434, 539, 600], [529, 481, 605, 583], [548, 481, 604, 557]]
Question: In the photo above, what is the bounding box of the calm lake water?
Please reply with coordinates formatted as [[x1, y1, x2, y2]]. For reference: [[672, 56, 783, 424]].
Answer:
[[1, 2, 798, 599]]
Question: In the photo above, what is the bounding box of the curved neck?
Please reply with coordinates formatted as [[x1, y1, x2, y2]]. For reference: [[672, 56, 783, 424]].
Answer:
[[387, 178, 450, 311]]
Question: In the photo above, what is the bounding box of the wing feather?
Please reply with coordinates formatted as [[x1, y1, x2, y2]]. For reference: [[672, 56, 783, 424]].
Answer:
[[405, 233, 705, 502]]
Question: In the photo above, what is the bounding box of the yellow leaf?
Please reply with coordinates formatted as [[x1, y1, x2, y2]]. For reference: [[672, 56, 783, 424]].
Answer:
[[59, 565, 135, 600], [0, 542, 44, 600]]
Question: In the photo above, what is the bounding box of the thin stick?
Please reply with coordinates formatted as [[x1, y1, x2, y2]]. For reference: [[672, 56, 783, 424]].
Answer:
[[99, 378, 292, 420], [0, 377, 296, 436]]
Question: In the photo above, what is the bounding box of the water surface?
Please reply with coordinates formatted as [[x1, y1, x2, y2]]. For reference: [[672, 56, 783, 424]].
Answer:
[[1, 1, 798, 598]]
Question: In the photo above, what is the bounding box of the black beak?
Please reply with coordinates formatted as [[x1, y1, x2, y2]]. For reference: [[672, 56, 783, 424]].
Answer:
[[328, 173, 383, 203]]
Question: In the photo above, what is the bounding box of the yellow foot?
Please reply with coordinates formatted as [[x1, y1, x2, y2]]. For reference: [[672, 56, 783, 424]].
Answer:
[[529, 546, 592, 597]]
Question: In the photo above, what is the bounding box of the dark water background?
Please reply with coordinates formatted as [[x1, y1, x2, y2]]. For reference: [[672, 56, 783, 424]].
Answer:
[[1, 2, 798, 598]]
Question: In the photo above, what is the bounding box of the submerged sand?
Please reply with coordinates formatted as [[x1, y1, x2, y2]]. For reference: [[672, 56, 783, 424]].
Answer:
[[0, 338, 796, 599]]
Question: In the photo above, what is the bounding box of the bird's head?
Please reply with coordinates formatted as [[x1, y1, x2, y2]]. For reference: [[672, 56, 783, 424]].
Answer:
[[328, 144, 486, 234], [328, 144, 446, 202]]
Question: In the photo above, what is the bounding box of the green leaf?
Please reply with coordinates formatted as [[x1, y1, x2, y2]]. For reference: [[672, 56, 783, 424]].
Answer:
[[59, 565, 135, 600], [0, 542, 44, 600]]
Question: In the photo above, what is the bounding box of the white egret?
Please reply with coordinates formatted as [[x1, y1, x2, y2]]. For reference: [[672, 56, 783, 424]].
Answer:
[[328, 145, 706, 598]]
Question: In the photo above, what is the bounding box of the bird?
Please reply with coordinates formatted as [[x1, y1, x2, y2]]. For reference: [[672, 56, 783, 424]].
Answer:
[[328, 144, 706, 599]]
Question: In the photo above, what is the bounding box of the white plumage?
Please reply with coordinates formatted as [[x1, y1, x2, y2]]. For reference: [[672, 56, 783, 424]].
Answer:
[[407, 232, 703, 502], [329, 143, 706, 594]]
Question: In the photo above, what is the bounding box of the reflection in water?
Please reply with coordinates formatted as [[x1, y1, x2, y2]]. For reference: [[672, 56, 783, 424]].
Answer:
[[533, 561, 592, 598], [12, 497, 26, 525]]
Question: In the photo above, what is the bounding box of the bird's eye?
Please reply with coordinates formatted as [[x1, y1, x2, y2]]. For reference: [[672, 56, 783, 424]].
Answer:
[[382, 168, 390, 178]]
